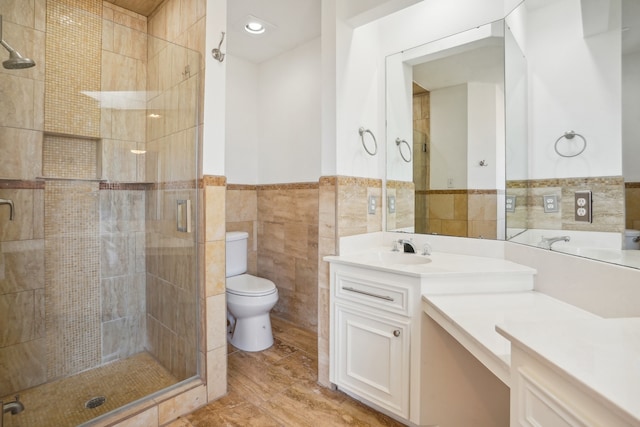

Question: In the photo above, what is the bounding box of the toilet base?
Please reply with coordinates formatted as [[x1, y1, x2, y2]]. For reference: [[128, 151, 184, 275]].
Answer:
[[228, 312, 274, 352]]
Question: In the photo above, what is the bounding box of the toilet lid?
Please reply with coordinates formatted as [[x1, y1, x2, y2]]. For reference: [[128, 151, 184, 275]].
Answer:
[[227, 274, 276, 297]]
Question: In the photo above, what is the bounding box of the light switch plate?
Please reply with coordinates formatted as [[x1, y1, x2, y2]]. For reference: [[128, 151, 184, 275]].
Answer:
[[368, 195, 376, 215], [505, 195, 516, 213], [543, 195, 558, 213], [387, 195, 396, 213], [575, 190, 592, 222]]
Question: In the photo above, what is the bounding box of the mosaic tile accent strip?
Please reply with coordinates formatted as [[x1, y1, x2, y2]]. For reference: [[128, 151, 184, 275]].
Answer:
[[44, 180, 101, 380], [227, 183, 257, 190], [42, 134, 98, 180], [202, 176, 227, 187], [99, 182, 152, 191], [0, 180, 45, 190], [257, 182, 319, 190], [152, 180, 198, 190], [45, 0, 102, 137], [422, 189, 499, 195]]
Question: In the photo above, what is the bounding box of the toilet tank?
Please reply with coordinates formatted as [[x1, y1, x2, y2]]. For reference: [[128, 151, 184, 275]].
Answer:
[[226, 231, 249, 277]]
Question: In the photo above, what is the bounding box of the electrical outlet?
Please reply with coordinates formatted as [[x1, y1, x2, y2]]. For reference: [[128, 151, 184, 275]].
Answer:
[[368, 195, 376, 215], [574, 190, 592, 222], [543, 195, 559, 213]]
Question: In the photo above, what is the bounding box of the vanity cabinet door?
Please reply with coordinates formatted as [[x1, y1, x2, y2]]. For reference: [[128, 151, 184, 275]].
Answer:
[[334, 303, 410, 419], [510, 347, 637, 427]]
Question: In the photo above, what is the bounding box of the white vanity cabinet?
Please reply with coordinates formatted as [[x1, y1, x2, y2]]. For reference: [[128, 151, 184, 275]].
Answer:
[[330, 266, 414, 421], [500, 319, 640, 427], [326, 245, 537, 425], [510, 346, 636, 427]]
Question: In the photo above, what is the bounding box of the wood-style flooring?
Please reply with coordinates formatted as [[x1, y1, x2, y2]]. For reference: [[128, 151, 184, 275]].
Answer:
[[173, 316, 406, 426]]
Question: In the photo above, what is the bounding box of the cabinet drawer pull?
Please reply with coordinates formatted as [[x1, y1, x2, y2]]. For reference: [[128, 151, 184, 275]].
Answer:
[[342, 286, 394, 301], [393, 330, 401, 337]]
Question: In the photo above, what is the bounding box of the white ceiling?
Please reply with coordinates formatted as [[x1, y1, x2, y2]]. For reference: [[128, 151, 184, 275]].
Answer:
[[412, 43, 504, 92], [227, 0, 322, 64]]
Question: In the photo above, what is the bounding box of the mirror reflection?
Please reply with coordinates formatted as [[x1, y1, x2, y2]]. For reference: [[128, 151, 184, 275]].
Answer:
[[386, 0, 640, 269], [386, 21, 506, 239]]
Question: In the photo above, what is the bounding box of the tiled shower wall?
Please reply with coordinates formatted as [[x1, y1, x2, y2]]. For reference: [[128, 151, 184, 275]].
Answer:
[[0, 0, 204, 396], [144, 0, 203, 380], [0, 181, 46, 394], [507, 176, 625, 233]]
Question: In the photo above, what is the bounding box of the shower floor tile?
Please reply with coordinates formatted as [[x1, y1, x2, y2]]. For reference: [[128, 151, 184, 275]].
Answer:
[[1, 352, 177, 427]]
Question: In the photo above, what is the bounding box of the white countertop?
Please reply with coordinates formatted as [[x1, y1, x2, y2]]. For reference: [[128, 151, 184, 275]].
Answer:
[[497, 317, 640, 424], [325, 248, 536, 278], [423, 291, 600, 385]]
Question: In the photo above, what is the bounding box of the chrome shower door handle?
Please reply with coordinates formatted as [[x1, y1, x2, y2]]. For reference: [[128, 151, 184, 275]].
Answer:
[[0, 199, 14, 220]]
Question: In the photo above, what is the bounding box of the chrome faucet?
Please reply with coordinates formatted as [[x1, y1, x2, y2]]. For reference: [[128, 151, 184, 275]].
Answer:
[[397, 239, 417, 253], [1, 395, 24, 427], [538, 235, 570, 250], [0, 199, 13, 220]]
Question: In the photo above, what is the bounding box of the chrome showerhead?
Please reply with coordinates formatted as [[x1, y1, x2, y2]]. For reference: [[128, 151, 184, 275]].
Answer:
[[1, 40, 35, 69], [0, 15, 35, 70]]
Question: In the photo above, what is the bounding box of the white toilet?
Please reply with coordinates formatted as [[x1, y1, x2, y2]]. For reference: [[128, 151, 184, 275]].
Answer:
[[625, 229, 640, 250], [225, 231, 278, 352]]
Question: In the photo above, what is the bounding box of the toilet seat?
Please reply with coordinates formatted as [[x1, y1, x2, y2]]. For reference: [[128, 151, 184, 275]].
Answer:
[[227, 274, 276, 297]]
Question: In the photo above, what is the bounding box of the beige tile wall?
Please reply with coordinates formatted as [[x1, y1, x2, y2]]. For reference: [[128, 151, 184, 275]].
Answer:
[[225, 183, 320, 332], [101, 2, 148, 182], [257, 184, 319, 331], [426, 191, 468, 237], [45, 0, 102, 137], [44, 180, 101, 380], [0, 182, 46, 395], [201, 176, 227, 404], [100, 186, 147, 364], [0, 0, 45, 181], [507, 176, 625, 233], [1, 0, 216, 425], [226, 186, 258, 274], [386, 180, 415, 231], [625, 183, 640, 230]]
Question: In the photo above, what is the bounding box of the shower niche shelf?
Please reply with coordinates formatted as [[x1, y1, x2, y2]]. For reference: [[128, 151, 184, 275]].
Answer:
[[42, 133, 101, 181]]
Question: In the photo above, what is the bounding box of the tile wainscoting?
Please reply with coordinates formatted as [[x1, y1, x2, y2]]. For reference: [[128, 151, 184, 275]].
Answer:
[[507, 176, 625, 233]]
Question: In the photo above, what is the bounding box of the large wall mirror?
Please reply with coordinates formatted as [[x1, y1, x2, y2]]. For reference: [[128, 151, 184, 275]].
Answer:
[[385, 0, 640, 269]]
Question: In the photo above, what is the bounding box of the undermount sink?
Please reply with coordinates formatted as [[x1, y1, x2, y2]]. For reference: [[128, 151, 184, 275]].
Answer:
[[349, 251, 432, 265]]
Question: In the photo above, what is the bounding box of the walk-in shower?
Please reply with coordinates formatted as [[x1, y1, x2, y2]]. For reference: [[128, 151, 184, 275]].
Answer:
[[0, 15, 35, 69], [0, 2, 201, 426]]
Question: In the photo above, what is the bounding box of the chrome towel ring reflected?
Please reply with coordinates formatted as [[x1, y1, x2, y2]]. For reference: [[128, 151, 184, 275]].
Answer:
[[554, 131, 586, 158], [395, 138, 412, 163], [359, 127, 377, 156]]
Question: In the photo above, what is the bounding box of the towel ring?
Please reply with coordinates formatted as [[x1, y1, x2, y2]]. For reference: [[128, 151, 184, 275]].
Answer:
[[359, 127, 377, 156], [395, 138, 412, 163], [554, 131, 586, 158]]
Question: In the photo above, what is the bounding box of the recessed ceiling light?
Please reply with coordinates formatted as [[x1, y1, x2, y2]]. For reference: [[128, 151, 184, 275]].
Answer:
[[130, 149, 147, 155], [245, 21, 265, 34]]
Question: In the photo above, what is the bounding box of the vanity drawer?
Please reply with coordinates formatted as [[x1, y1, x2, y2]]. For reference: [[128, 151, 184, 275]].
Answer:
[[334, 272, 410, 316]]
